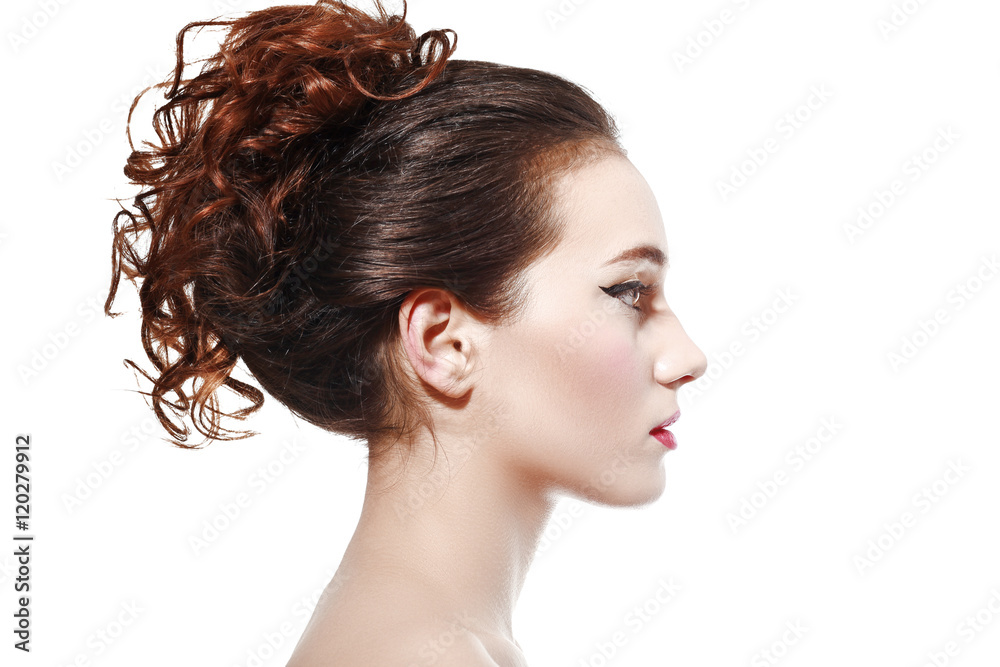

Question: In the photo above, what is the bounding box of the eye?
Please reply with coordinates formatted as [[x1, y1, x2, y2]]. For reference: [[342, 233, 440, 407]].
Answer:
[[600, 279, 658, 313]]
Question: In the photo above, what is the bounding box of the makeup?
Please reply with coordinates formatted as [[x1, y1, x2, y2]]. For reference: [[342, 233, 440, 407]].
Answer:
[[600, 274, 658, 312], [650, 410, 680, 450], [650, 429, 677, 450]]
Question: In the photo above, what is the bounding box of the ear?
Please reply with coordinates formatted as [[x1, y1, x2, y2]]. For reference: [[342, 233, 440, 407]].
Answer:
[[398, 288, 479, 399]]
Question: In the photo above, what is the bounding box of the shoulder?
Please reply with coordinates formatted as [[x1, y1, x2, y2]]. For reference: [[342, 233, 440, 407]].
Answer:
[[406, 628, 502, 667], [288, 614, 501, 667], [286, 571, 509, 666]]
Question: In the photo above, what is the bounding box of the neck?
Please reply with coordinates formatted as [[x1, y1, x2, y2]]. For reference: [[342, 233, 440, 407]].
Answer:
[[336, 428, 556, 642]]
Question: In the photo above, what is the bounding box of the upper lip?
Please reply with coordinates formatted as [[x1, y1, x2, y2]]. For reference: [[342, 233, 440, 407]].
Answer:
[[650, 410, 681, 433]]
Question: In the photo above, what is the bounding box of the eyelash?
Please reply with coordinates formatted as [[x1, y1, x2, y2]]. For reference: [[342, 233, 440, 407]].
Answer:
[[600, 279, 659, 313]]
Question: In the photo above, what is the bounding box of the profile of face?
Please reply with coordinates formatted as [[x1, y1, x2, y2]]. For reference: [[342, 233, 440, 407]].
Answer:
[[405, 153, 708, 509]]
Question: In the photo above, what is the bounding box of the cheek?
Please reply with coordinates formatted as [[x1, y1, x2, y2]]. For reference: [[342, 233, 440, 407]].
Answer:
[[602, 337, 640, 380], [565, 332, 642, 418], [492, 306, 645, 445]]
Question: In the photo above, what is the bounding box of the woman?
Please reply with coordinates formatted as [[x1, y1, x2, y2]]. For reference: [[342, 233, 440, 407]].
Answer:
[[104, 0, 707, 663]]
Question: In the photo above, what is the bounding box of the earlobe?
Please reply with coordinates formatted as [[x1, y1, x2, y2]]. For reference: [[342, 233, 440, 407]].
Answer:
[[398, 288, 475, 399]]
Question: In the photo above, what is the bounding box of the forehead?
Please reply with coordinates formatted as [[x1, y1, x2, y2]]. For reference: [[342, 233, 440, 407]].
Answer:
[[547, 155, 667, 270]]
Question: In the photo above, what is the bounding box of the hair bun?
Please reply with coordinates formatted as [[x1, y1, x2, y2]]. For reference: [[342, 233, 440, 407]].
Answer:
[[161, 0, 457, 131]]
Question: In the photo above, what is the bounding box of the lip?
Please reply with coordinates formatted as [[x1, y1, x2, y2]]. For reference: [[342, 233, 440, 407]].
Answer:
[[650, 410, 681, 450], [650, 410, 681, 434]]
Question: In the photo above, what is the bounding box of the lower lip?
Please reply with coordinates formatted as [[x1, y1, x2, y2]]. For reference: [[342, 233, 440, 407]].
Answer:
[[651, 429, 677, 450]]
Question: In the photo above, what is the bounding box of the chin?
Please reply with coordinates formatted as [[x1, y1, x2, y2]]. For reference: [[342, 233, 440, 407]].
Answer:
[[573, 463, 667, 508]]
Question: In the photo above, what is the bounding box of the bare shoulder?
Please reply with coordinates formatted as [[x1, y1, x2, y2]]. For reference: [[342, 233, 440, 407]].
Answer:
[[406, 628, 502, 667], [287, 617, 501, 666], [285, 571, 519, 666]]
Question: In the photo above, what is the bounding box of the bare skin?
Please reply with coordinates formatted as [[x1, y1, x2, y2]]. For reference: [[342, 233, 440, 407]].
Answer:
[[285, 154, 707, 666]]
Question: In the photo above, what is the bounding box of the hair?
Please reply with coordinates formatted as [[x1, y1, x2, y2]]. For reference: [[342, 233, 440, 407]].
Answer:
[[104, 0, 623, 461]]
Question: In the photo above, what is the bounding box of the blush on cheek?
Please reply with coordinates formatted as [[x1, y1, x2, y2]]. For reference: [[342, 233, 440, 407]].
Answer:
[[602, 339, 641, 396], [603, 338, 639, 378], [567, 335, 640, 407]]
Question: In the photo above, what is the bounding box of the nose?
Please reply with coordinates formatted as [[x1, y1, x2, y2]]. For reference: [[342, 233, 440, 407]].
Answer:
[[653, 316, 707, 389]]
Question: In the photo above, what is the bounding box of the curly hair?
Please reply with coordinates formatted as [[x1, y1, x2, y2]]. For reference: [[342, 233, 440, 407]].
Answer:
[[104, 0, 623, 460]]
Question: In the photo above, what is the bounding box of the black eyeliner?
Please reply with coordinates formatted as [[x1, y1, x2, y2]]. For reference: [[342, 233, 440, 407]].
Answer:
[[600, 280, 658, 311]]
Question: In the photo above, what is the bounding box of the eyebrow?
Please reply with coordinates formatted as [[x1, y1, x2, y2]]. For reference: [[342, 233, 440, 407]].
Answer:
[[601, 244, 669, 270]]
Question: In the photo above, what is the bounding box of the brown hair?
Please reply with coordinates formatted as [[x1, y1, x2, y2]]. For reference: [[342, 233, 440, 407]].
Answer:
[[105, 0, 623, 460]]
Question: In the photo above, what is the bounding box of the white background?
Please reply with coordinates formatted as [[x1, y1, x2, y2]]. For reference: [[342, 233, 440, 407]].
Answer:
[[2, 0, 999, 665]]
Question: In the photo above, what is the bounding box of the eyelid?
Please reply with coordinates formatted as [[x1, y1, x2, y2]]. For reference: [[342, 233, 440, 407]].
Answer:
[[600, 278, 659, 312]]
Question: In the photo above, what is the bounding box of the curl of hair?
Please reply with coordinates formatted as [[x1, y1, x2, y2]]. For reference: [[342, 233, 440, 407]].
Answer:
[[105, 0, 621, 456]]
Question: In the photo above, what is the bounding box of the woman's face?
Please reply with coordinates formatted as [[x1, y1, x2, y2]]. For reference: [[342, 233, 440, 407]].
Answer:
[[480, 153, 708, 507]]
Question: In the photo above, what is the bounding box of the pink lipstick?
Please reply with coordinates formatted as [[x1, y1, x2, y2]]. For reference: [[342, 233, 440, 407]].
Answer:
[[650, 410, 680, 450]]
